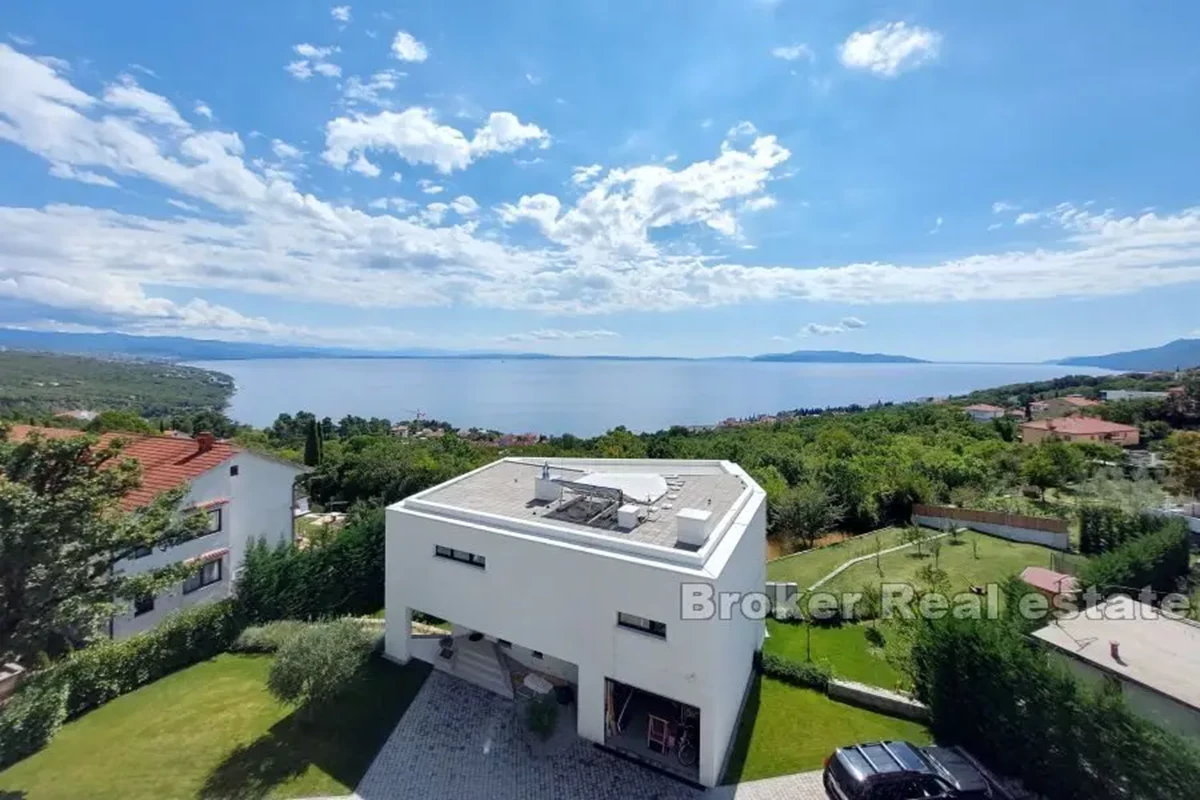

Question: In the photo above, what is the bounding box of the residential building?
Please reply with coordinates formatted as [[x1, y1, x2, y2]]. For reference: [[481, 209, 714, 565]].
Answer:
[[1019, 417, 1140, 447], [1101, 389, 1170, 402], [1032, 595, 1200, 740], [8, 426, 306, 638], [384, 458, 766, 787], [1019, 566, 1077, 604], [963, 403, 1006, 422]]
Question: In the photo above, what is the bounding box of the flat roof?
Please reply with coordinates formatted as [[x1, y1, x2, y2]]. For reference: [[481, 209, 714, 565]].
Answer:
[[397, 458, 756, 568], [1032, 595, 1200, 711]]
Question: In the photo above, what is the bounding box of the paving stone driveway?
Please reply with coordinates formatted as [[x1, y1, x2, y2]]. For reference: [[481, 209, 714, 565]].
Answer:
[[353, 670, 829, 800]]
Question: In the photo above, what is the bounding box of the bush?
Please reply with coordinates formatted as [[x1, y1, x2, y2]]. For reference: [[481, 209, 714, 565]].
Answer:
[[1078, 518, 1191, 601], [1078, 506, 1167, 555], [526, 693, 559, 740], [757, 651, 831, 690], [267, 619, 373, 710], [231, 620, 310, 653], [237, 507, 384, 623], [0, 677, 70, 768]]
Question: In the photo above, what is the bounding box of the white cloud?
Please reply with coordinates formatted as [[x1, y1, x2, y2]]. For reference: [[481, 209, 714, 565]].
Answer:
[[450, 195, 479, 215], [194, 101, 213, 120], [418, 179, 444, 194], [699, 118, 713, 129], [496, 193, 562, 232], [1015, 212, 1041, 225], [271, 139, 303, 160], [771, 44, 813, 62], [992, 201, 1018, 214], [390, 172, 403, 183], [342, 69, 402, 108], [421, 201, 449, 225], [727, 120, 758, 138], [103, 76, 190, 129], [8, 34, 34, 46], [285, 61, 313, 80], [793, 317, 868, 337], [840, 316, 867, 329], [571, 164, 603, 186], [744, 195, 777, 212], [287, 44, 340, 81], [323, 107, 547, 175], [391, 30, 428, 62], [987, 222, 1003, 231], [839, 22, 941, 77], [167, 199, 201, 213], [294, 43, 336, 60], [930, 215, 943, 234], [331, 5, 351, 23], [314, 62, 342, 78], [48, 162, 118, 188], [497, 329, 619, 343], [349, 152, 381, 177]]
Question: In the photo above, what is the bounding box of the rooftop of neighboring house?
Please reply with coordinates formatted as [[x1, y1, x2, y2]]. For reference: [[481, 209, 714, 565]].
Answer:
[[1019, 416, 1139, 435], [5, 425, 239, 510], [964, 403, 1006, 413], [1020, 566, 1078, 595], [397, 457, 758, 569], [1032, 595, 1200, 711]]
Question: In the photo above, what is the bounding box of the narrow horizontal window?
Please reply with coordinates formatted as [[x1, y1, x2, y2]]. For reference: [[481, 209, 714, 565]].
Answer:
[[618, 612, 667, 639], [434, 545, 486, 569]]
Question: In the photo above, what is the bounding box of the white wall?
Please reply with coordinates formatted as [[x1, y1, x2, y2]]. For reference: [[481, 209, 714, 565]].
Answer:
[[110, 450, 301, 638], [385, 472, 766, 787], [913, 514, 1070, 551], [1052, 653, 1200, 740]]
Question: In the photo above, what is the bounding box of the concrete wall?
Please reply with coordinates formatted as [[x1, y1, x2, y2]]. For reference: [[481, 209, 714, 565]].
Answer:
[[385, 465, 766, 787], [913, 514, 1070, 551], [827, 679, 929, 722], [1052, 653, 1200, 741], [110, 451, 301, 638]]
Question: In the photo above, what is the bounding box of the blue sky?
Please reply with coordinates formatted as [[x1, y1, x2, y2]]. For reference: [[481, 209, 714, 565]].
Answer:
[[0, 0, 1197, 361]]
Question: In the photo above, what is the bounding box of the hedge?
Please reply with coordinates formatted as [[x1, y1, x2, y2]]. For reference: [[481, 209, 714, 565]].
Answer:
[[756, 651, 831, 691], [1077, 518, 1190, 600], [1078, 506, 1168, 555], [910, 615, 1200, 800], [231, 620, 311, 654], [0, 677, 70, 768]]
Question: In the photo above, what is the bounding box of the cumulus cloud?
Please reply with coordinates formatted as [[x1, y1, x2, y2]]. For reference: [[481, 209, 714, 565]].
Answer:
[[789, 317, 869, 337], [771, 44, 813, 62], [571, 164, 603, 186], [418, 179, 444, 194], [1015, 212, 1041, 225], [840, 22, 941, 77], [450, 195, 479, 215], [323, 107, 548, 174], [194, 101, 213, 120], [271, 139, 303, 160], [992, 201, 1018, 214], [287, 43, 340, 81], [342, 69, 402, 108], [391, 30, 428, 62], [331, 5, 351, 23], [103, 76, 190, 129], [496, 329, 620, 343]]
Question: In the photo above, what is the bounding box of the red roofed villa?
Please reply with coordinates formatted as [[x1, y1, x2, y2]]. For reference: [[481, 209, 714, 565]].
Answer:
[[6, 425, 307, 638], [1019, 416, 1140, 447]]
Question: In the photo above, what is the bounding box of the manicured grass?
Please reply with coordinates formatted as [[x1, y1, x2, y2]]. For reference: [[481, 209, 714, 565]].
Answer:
[[764, 620, 903, 690], [722, 676, 931, 783], [819, 531, 1067, 596], [0, 653, 431, 800], [766, 527, 907, 589]]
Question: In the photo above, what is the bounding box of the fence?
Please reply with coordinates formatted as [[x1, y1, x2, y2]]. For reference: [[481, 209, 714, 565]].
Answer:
[[912, 504, 1071, 551]]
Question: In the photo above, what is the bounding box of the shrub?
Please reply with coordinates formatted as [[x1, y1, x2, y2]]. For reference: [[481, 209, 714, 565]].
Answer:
[[1077, 518, 1190, 601], [231, 620, 310, 653], [267, 619, 373, 711], [1078, 506, 1167, 555], [0, 677, 70, 768], [757, 651, 831, 690], [526, 693, 559, 740]]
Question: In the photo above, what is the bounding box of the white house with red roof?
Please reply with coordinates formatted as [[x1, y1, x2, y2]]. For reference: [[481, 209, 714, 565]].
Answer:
[[9, 426, 307, 638]]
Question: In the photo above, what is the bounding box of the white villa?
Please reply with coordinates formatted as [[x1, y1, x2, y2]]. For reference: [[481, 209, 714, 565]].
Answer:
[[384, 458, 767, 787]]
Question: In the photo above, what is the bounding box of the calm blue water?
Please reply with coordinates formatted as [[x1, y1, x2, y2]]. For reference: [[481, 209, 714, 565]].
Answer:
[[189, 359, 1113, 437]]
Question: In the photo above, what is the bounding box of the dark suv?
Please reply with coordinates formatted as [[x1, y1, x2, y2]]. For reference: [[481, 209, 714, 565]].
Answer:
[[823, 741, 993, 799]]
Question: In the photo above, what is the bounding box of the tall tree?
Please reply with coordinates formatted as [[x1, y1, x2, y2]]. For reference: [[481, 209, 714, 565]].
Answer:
[[0, 429, 209, 661], [303, 418, 323, 467], [1167, 430, 1200, 498]]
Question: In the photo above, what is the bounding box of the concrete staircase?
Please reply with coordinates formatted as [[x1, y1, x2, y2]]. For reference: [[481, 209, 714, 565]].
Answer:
[[434, 638, 514, 700]]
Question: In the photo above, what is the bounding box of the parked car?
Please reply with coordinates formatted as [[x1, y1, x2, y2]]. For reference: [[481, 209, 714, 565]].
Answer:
[[823, 741, 993, 799]]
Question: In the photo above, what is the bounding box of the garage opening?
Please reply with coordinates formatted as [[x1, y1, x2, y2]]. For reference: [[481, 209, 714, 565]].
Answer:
[[604, 678, 700, 782]]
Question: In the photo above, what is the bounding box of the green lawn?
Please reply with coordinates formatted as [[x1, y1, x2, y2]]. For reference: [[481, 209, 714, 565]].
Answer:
[[764, 620, 903, 690], [0, 653, 431, 800], [766, 527, 907, 588], [722, 676, 931, 783], [818, 531, 1073, 596]]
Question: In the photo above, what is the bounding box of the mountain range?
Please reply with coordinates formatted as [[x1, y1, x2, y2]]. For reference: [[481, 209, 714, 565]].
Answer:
[[1052, 338, 1200, 371], [0, 328, 927, 364]]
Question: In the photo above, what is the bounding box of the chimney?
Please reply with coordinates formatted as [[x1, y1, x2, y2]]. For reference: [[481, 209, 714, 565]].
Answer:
[[1110, 640, 1120, 661], [195, 431, 215, 453]]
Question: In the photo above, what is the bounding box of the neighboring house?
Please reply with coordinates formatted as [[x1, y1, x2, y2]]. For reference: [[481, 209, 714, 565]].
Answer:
[[1019, 417, 1140, 447], [1101, 389, 1170, 402], [963, 403, 1006, 422], [1027, 395, 1102, 420], [8, 426, 306, 638], [1032, 595, 1200, 740], [1019, 566, 1077, 605], [384, 458, 766, 787]]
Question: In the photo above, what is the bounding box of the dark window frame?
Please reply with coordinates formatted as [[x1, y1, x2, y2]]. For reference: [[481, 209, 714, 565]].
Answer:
[[433, 544, 486, 569], [229, 464, 239, 476], [617, 611, 667, 639], [204, 508, 223, 534], [183, 559, 222, 594], [133, 593, 155, 617]]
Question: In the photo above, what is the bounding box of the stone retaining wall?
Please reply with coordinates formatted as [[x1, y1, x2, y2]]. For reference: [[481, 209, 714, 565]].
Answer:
[[826, 678, 929, 723]]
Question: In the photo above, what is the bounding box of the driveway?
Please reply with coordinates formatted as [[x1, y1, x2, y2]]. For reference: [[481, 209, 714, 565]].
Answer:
[[354, 670, 828, 800]]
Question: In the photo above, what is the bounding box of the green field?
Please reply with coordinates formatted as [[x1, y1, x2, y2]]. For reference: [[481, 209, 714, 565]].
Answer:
[[0, 654, 430, 800], [764, 620, 903, 690], [722, 676, 930, 783], [766, 527, 907, 589]]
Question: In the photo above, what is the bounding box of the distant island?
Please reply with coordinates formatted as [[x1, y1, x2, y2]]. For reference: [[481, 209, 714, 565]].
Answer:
[[0, 328, 924, 364], [1052, 338, 1200, 372]]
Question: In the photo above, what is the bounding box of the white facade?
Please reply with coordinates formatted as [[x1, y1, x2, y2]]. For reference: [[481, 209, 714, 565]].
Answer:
[[1101, 389, 1169, 401], [964, 405, 1005, 422], [111, 451, 305, 638], [385, 458, 767, 787]]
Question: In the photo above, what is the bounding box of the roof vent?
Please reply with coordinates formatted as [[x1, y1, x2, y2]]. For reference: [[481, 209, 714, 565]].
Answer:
[[676, 508, 713, 547], [617, 504, 641, 530], [534, 462, 561, 502]]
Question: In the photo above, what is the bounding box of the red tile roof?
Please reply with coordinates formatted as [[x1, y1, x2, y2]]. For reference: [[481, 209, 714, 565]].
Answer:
[[185, 547, 229, 566], [1020, 417, 1138, 435], [1021, 566, 1078, 595], [5, 425, 237, 510]]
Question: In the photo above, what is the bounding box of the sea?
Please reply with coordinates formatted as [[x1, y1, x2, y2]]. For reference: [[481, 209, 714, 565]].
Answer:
[[187, 359, 1113, 437]]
